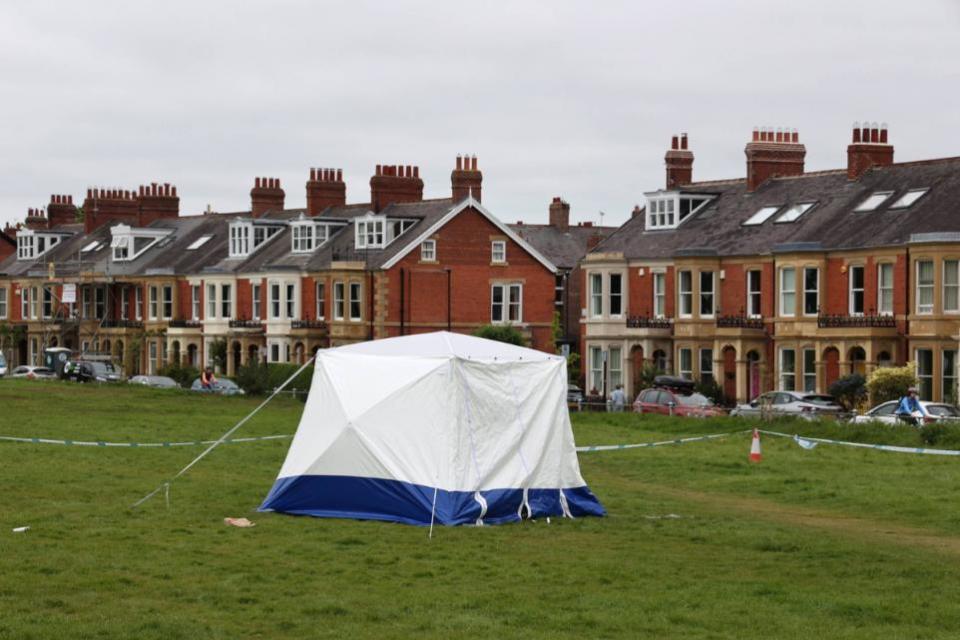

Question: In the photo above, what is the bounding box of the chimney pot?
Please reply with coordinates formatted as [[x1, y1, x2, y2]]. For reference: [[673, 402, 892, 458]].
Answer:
[[880, 125, 888, 143], [470, 156, 477, 171], [752, 127, 760, 142], [870, 126, 880, 143], [337, 168, 343, 181], [853, 124, 861, 143], [456, 155, 463, 170], [680, 133, 688, 150], [671, 135, 679, 150]]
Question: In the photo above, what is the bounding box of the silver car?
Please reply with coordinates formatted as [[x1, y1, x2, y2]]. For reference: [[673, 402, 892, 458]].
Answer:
[[128, 375, 180, 389], [851, 400, 960, 426], [731, 391, 844, 420], [9, 365, 58, 380]]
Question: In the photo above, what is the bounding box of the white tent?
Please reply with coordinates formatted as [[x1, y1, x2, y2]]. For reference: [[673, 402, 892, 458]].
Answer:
[[259, 332, 605, 525]]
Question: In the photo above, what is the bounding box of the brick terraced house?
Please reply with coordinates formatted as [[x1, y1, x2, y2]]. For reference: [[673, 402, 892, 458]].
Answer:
[[0, 158, 577, 376], [582, 126, 960, 404]]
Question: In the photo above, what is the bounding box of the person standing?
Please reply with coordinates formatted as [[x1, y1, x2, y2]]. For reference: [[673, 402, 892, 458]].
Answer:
[[610, 384, 626, 412]]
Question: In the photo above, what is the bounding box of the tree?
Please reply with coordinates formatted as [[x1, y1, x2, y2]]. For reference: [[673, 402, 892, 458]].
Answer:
[[867, 363, 918, 405], [472, 324, 525, 346], [828, 373, 868, 411], [209, 338, 228, 373]]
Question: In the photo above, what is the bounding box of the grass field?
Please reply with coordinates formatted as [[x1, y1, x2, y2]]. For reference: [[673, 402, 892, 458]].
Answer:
[[2, 380, 960, 639]]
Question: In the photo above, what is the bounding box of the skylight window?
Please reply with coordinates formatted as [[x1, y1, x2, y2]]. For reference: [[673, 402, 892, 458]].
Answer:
[[187, 235, 213, 250], [855, 191, 894, 212], [743, 206, 781, 226], [775, 202, 816, 223], [81, 241, 101, 253], [890, 189, 928, 209]]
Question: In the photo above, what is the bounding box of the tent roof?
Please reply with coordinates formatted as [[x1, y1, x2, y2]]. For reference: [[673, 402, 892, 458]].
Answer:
[[331, 331, 562, 362]]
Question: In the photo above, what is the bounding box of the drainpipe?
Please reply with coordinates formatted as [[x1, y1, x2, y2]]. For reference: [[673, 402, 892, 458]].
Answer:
[[399, 268, 405, 336], [904, 246, 910, 364], [446, 268, 452, 331], [368, 271, 374, 341]]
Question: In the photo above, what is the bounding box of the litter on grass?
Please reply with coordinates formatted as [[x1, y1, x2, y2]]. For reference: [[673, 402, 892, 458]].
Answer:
[[12, 526, 30, 533], [224, 517, 255, 528]]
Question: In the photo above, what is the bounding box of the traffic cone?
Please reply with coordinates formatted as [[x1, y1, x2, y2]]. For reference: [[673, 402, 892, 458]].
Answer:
[[749, 428, 762, 463]]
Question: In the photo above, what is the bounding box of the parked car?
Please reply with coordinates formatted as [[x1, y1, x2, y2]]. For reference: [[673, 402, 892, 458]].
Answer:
[[851, 400, 960, 426], [191, 377, 246, 396], [0, 352, 7, 377], [128, 375, 180, 389], [730, 391, 844, 420], [9, 365, 58, 380], [567, 384, 584, 404], [633, 376, 724, 418], [63, 360, 123, 384]]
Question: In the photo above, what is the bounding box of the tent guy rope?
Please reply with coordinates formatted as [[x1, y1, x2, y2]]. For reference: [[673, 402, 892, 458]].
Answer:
[[131, 356, 315, 509]]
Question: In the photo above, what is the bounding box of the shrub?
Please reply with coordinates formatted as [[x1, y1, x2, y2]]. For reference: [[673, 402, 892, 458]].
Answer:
[[633, 361, 664, 397], [920, 422, 948, 446], [472, 324, 526, 346], [235, 358, 271, 396], [157, 363, 199, 388], [235, 360, 314, 399], [696, 377, 727, 406], [209, 339, 228, 373], [867, 363, 918, 405], [828, 373, 868, 411]]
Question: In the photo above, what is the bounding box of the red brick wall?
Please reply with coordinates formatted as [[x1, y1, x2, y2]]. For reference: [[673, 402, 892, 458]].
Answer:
[[0, 238, 14, 262], [301, 277, 316, 321], [665, 266, 676, 317], [313, 276, 327, 320], [894, 254, 908, 315], [177, 281, 192, 319], [722, 264, 746, 315], [237, 279, 251, 320], [761, 263, 775, 317], [383, 206, 556, 352], [629, 267, 652, 316], [824, 258, 846, 315]]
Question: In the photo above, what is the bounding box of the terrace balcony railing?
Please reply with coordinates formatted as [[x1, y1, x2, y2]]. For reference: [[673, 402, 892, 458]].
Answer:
[[625, 316, 673, 329], [291, 319, 328, 330], [817, 313, 896, 329], [716, 314, 765, 330], [168, 319, 202, 329], [229, 319, 265, 330]]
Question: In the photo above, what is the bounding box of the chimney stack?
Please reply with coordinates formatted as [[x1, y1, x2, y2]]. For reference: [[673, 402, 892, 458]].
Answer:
[[137, 182, 180, 226], [549, 196, 570, 231], [847, 122, 894, 180], [46, 194, 78, 228], [306, 168, 346, 215], [451, 155, 482, 203], [665, 132, 694, 188], [24, 207, 47, 230], [745, 126, 806, 191], [370, 164, 424, 212], [250, 177, 285, 217], [83, 188, 140, 233], [632, 204, 644, 219]]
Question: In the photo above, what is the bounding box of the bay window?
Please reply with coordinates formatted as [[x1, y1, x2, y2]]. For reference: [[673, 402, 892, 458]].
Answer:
[[849, 265, 865, 315], [803, 348, 816, 392], [803, 267, 819, 316], [699, 271, 714, 317], [653, 272, 666, 318], [609, 346, 622, 389], [207, 284, 216, 319], [315, 282, 325, 320], [678, 270, 692, 317], [162, 285, 173, 320], [916, 261, 934, 314], [589, 273, 602, 317], [700, 348, 714, 384], [609, 273, 623, 317], [251, 284, 261, 320], [678, 348, 693, 379], [916, 348, 933, 400], [286, 283, 296, 319], [220, 284, 232, 320], [747, 270, 762, 317], [349, 283, 362, 321], [780, 267, 796, 316], [333, 282, 345, 320], [944, 260, 959, 313], [878, 263, 894, 315]]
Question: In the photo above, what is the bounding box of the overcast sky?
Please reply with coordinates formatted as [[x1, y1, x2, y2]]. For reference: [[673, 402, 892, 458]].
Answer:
[[1, 1, 958, 231]]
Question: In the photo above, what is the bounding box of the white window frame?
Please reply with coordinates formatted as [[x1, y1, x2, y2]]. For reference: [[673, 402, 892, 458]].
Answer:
[[589, 273, 603, 318], [849, 265, 865, 316], [21, 286, 30, 320], [491, 240, 507, 264], [609, 273, 623, 317], [286, 283, 296, 319], [678, 270, 693, 317], [221, 284, 232, 320], [916, 260, 934, 315], [915, 348, 933, 400], [589, 346, 604, 395], [878, 263, 894, 316], [803, 348, 817, 393], [191, 285, 201, 321], [315, 282, 325, 320], [609, 346, 623, 389], [229, 223, 251, 257], [42, 286, 54, 320], [291, 222, 315, 253], [653, 271, 666, 318], [206, 284, 216, 319], [747, 269, 762, 318], [149, 286, 159, 320], [162, 285, 173, 320], [699, 348, 714, 383], [699, 271, 714, 318], [0, 286, 7, 319], [252, 283, 261, 320], [121, 287, 130, 320], [269, 283, 282, 320], [780, 267, 796, 317], [678, 348, 693, 380], [349, 282, 362, 321], [944, 260, 960, 314], [943, 349, 957, 404], [135, 287, 143, 321], [491, 283, 523, 324], [355, 217, 386, 249], [803, 267, 819, 316], [421, 239, 436, 261], [333, 282, 345, 321], [780, 348, 796, 391]]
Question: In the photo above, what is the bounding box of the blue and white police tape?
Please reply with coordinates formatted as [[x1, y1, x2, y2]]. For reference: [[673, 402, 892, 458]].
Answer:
[[758, 429, 960, 456], [0, 434, 293, 448], [576, 431, 747, 453]]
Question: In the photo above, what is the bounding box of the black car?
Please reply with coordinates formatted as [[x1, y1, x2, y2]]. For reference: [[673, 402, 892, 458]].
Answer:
[[63, 360, 122, 383]]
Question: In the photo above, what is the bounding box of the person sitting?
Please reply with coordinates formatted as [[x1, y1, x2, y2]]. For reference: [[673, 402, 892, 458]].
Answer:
[[895, 386, 927, 427], [200, 367, 217, 391]]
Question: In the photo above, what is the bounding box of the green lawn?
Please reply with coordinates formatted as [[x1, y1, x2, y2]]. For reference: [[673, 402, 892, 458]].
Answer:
[[2, 380, 960, 639]]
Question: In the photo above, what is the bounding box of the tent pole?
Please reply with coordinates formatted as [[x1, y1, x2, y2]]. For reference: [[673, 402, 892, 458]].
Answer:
[[131, 355, 316, 509], [428, 485, 439, 539]]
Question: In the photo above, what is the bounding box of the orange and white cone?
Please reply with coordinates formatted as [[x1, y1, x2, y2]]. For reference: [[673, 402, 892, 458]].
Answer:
[[749, 428, 762, 462]]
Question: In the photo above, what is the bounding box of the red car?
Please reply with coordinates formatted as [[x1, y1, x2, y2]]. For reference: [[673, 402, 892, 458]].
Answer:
[[632, 378, 724, 418]]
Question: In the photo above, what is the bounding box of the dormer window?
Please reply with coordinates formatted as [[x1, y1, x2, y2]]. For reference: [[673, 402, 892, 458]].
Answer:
[[292, 222, 315, 253], [356, 216, 385, 249], [229, 220, 283, 258], [644, 192, 713, 230], [109, 224, 172, 262], [16, 230, 64, 261]]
